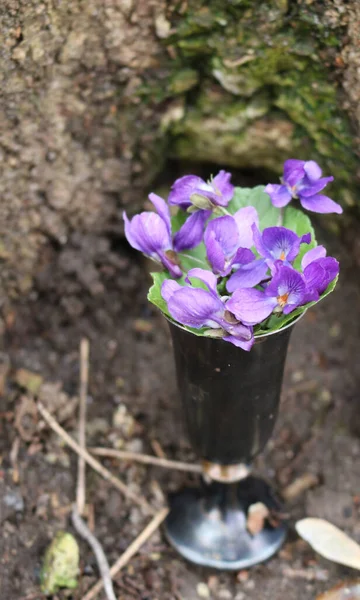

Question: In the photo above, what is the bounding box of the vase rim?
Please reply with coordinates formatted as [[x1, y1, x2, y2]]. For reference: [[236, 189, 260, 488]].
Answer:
[[164, 310, 305, 340]]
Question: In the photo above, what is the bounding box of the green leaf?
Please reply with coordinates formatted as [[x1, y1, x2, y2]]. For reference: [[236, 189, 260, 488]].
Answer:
[[282, 206, 317, 269], [229, 186, 279, 229], [147, 271, 172, 316]]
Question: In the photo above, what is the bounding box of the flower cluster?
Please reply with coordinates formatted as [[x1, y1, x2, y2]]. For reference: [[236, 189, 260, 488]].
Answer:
[[124, 160, 340, 350]]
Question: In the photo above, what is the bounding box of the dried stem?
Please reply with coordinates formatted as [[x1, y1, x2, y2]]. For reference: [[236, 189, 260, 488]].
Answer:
[[91, 447, 202, 474], [89, 448, 202, 473], [81, 507, 169, 600], [77, 338, 89, 516], [37, 402, 152, 514], [72, 507, 116, 600]]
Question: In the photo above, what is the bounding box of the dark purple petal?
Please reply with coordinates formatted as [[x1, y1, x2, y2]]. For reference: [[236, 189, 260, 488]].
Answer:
[[303, 160, 322, 181], [261, 227, 300, 262], [167, 287, 223, 328], [232, 247, 255, 267], [161, 279, 183, 302], [303, 257, 339, 295], [299, 194, 343, 214], [223, 335, 254, 351], [173, 210, 210, 252], [226, 259, 269, 291], [299, 176, 334, 197], [211, 170, 234, 206], [283, 159, 305, 187], [148, 193, 171, 236], [186, 268, 218, 296], [301, 245, 326, 270], [204, 216, 240, 275], [252, 223, 268, 258], [123, 211, 171, 256], [168, 175, 205, 208], [265, 265, 306, 310], [233, 206, 259, 248], [226, 289, 277, 326], [264, 184, 292, 207], [158, 251, 182, 278]]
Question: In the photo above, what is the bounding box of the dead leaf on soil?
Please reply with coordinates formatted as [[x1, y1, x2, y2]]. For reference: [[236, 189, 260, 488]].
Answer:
[[15, 368, 43, 395], [316, 580, 360, 599], [296, 518, 360, 570], [15, 395, 38, 441], [247, 502, 270, 535]]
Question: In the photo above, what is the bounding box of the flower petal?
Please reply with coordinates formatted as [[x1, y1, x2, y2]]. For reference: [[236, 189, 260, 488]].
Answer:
[[223, 334, 254, 351], [161, 279, 183, 302], [167, 287, 223, 328], [186, 267, 219, 296], [261, 226, 300, 262], [226, 259, 269, 291], [283, 159, 305, 187], [303, 160, 322, 181], [301, 245, 326, 270], [168, 175, 205, 208], [123, 211, 171, 255], [204, 216, 240, 275], [158, 251, 182, 278], [300, 194, 343, 214], [226, 289, 277, 326], [148, 193, 171, 236], [211, 170, 234, 206], [173, 210, 210, 252], [299, 176, 334, 197], [264, 184, 292, 207], [233, 206, 259, 248], [303, 257, 339, 295], [265, 265, 306, 309]]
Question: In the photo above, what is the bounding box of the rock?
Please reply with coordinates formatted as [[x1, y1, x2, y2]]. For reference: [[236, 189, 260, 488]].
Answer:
[[40, 531, 79, 595], [197, 582, 210, 598]]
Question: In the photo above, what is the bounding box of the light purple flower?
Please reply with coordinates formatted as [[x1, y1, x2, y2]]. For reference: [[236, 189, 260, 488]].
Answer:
[[252, 225, 311, 266], [168, 170, 234, 209], [161, 268, 254, 350], [301, 246, 339, 301], [227, 265, 306, 326], [265, 159, 342, 214], [204, 207, 259, 277], [124, 193, 208, 278]]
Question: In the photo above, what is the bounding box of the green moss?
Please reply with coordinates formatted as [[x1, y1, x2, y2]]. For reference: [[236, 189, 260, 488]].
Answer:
[[146, 1, 359, 211]]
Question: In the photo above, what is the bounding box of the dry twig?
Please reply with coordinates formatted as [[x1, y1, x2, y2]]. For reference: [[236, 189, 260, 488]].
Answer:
[[91, 447, 202, 474], [77, 338, 90, 516], [81, 507, 169, 600], [37, 402, 152, 514], [72, 507, 116, 600]]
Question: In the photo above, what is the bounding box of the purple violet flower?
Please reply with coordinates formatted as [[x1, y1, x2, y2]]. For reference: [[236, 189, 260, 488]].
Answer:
[[301, 246, 339, 302], [265, 159, 342, 214], [168, 170, 234, 210], [161, 268, 254, 350], [226, 265, 306, 326], [252, 224, 311, 268], [124, 193, 209, 278], [204, 207, 260, 276]]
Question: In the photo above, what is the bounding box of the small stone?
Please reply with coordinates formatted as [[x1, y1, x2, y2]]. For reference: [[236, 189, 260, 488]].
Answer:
[[234, 593, 245, 600], [133, 319, 153, 333], [218, 589, 232, 599], [197, 582, 210, 598], [4, 489, 24, 513], [237, 570, 249, 583], [292, 370, 304, 383]]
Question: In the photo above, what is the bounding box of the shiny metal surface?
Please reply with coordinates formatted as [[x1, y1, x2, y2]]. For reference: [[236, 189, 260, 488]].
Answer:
[[165, 477, 286, 570], [165, 321, 297, 569]]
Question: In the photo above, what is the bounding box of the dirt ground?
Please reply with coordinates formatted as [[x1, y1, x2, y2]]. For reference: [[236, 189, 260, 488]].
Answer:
[[0, 221, 360, 600]]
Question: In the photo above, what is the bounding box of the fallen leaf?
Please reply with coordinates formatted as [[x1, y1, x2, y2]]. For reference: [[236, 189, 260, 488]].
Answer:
[[15, 396, 38, 441], [15, 369, 43, 395], [247, 502, 270, 535], [317, 580, 360, 599], [282, 473, 319, 501], [296, 518, 360, 570]]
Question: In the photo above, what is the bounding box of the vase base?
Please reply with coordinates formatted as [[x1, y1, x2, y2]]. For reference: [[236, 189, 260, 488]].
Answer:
[[164, 476, 286, 570]]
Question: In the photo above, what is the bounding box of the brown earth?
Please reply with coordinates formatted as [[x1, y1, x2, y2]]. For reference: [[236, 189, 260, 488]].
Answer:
[[0, 216, 359, 600]]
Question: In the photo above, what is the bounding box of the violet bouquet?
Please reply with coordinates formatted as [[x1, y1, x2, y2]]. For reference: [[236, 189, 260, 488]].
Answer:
[[124, 159, 341, 351]]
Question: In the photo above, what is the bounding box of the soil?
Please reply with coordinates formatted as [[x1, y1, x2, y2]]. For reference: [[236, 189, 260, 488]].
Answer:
[[0, 223, 360, 600]]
